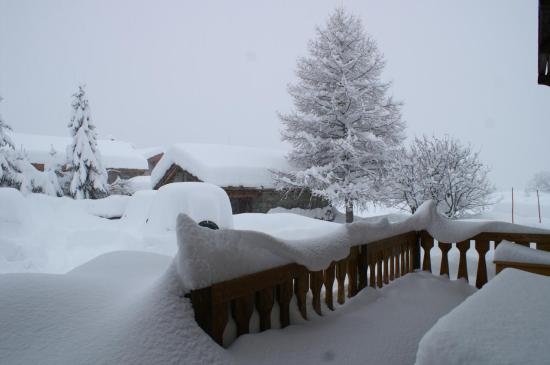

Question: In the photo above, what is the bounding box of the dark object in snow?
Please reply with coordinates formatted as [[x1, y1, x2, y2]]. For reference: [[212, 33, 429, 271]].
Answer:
[[540, 0, 550, 86], [198, 220, 219, 230]]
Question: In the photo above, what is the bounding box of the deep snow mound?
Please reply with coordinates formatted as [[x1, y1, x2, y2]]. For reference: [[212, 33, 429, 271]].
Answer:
[[0, 251, 231, 365], [147, 182, 234, 233]]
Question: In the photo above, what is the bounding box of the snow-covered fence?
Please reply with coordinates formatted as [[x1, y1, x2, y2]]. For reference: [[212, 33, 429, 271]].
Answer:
[[419, 231, 550, 288], [188, 231, 419, 347], [189, 229, 550, 347]]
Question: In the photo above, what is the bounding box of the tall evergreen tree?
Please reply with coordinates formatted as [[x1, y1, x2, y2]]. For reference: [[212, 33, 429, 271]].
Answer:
[[275, 8, 405, 222], [67, 85, 108, 199]]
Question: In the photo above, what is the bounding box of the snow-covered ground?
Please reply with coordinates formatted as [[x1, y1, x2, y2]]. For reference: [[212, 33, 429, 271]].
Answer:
[[1, 187, 549, 364], [2, 188, 549, 275], [229, 272, 475, 365]]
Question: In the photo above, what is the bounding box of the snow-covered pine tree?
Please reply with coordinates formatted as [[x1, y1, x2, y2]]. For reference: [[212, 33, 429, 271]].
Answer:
[[44, 145, 63, 197], [274, 8, 405, 222], [0, 97, 59, 195], [0, 96, 18, 187], [67, 85, 109, 199]]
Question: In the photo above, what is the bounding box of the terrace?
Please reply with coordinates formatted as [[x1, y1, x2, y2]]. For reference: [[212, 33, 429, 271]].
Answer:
[[182, 207, 550, 364]]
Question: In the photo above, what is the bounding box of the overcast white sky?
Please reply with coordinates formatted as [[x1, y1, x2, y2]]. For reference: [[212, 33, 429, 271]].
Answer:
[[1, 0, 548, 189]]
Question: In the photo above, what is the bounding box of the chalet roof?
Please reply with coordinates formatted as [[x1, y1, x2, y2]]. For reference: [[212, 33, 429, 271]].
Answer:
[[151, 143, 290, 189], [137, 146, 165, 160], [9, 132, 148, 170]]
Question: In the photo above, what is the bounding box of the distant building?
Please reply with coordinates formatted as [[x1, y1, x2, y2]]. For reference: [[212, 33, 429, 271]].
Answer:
[[9, 133, 149, 183], [151, 143, 328, 214], [138, 146, 164, 172]]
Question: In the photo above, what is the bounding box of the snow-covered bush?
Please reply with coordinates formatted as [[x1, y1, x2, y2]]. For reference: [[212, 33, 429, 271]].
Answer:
[[66, 85, 109, 199], [385, 135, 494, 218], [273, 8, 405, 223], [109, 176, 135, 196], [526, 171, 550, 193]]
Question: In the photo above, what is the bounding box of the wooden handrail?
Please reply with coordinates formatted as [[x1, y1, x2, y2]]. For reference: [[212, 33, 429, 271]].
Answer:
[[189, 230, 550, 347]]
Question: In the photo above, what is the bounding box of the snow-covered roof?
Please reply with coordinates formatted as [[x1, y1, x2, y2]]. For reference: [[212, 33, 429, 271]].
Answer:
[[9, 132, 148, 170], [151, 143, 290, 189], [137, 146, 164, 159]]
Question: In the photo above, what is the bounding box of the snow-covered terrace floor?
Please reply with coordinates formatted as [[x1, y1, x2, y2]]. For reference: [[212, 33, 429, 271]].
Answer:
[[228, 272, 476, 365]]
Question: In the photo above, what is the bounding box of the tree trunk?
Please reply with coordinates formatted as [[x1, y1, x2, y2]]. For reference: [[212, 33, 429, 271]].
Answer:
[[345, 199, 354, 223]]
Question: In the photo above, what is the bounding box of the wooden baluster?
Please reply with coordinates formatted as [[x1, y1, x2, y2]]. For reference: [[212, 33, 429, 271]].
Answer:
[[405, 243, 410, 273], [369, 252, 376, 288], [475, 240, 490, 289], [277, 280, 293, 328], [383, 249, 389, 284], [394, 247, 401, 279], [190, 287, 228, 346], [256, 287, 274, 332], [336, 259, 347, 304], [439, 242, 452, 277], [456, 240, 469, 282], [310, 270, 323, 316], [389, 247, 395, 281], [323, 263, 335, 310], [421, 234, 434, 272], [377, 252, 383, 288], [358, 245, 368, 290], [399, 244, 407, 276], [409, 240, 414, 271], [294, 270, 309, 319], [348, 247, 359, 297], [232, 295, 254, 336]]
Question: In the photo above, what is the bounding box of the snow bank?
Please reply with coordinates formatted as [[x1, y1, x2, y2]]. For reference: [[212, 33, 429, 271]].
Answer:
[[177, 200, 550, 289], [415, 269, 550, 365], [150, 143, 290, 188], [268, 206, 336, 221], [74, 194, 131, 218], [494, 241, 550, 265], [230, 272, 475, 365], [128, 175, 152, 191], [147, 182, 233, 233], [0, 251, 230, 365]]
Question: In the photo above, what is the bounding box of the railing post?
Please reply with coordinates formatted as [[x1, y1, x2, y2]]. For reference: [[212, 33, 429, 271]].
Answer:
[[413, 231, 421, 270]]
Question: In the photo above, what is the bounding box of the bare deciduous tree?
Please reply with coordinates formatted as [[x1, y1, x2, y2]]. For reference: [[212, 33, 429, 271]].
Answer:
[[386, 135, 494, 218]]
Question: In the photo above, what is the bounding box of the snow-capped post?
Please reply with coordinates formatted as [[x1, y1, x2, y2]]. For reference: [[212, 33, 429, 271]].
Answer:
[[67, 84, 109, 199], [274, 8, 405, 223], [537, 189, 542, 224]]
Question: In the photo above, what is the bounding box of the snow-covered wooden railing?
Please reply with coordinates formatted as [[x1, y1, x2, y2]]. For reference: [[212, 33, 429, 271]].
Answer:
[[189, 229, 550, 347], [419, 231, 550, 288], [189, 231, 419, 346]]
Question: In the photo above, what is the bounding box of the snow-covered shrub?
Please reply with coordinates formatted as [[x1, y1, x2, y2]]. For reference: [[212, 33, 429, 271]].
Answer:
[[273, 8, 405, 223], [385, 135, 494, 218], [526, 171, 550, 193], [66, 85, 109, 199], [109, 176, 135, 196]]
